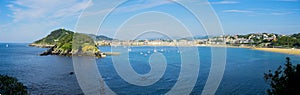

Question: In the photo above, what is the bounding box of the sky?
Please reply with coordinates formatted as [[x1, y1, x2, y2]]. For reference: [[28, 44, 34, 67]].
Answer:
[[0, 0, 300, 43]]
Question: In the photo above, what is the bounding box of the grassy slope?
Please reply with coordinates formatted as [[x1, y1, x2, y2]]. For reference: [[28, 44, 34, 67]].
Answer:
[[32, 29, 100, 55]]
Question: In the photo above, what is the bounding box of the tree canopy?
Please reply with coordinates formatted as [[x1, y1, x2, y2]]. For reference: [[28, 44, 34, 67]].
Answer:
[[264, 57, 300, 95], [0, 75, 27, 94]]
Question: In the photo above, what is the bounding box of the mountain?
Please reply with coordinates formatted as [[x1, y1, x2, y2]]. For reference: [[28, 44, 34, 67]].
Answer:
[[96, 35, 113, 41], [31, 29, 74, 47], [177, 35, 209, 41], [30, 29, 103, 57], [87, 34, 114, 41]]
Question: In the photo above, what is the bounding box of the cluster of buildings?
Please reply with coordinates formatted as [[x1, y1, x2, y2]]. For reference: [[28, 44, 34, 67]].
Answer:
[[96, 40, 199, 46], [224, 33, 278, 46], [95, 33, 279, 47]]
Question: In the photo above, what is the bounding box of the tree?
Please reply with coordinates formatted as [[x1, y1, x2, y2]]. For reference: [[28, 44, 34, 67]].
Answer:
[[264, 57, 300, 95], [0, 75, 27, 94]]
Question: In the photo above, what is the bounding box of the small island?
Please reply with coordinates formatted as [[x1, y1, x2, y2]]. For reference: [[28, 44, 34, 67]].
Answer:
[[30, 29, 107, 58]]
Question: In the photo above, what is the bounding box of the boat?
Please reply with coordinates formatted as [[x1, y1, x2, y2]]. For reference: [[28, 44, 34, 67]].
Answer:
[[160, 49, 164, 52], [6, 44, 8, 48], [154, 49, 157, 53]]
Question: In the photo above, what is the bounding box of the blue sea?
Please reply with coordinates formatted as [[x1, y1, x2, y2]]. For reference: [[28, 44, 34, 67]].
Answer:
[[1, 43, 300, 94]]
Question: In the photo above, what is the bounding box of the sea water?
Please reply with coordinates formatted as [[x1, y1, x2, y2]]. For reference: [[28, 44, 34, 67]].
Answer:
[[1, 43, 300, 94]]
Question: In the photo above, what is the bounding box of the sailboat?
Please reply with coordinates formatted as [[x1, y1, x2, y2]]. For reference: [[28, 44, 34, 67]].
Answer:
[[6, 44, 9, 48], [154, 49, 157, 53]]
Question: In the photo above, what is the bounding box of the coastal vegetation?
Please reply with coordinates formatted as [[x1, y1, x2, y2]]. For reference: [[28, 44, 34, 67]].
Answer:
[[264, 57, 300, 95], [272, 33, 300, 48], [227, 33, 300, 48], [0, 75, 27, 94], [30, 29, 105, 57], [32, 29, 74, 47]]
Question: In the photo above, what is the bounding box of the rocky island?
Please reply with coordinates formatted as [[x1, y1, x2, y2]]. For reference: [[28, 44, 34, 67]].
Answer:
[[30, 29, 107, 58]]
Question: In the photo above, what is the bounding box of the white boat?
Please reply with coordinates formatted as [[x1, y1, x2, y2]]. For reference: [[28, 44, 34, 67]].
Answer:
[[154, 49, 157, 53], [128, 48, 132, 52], [6, 44, 8, 48]]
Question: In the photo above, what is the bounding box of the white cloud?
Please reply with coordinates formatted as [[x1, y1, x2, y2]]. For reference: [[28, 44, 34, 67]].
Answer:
[[8, 0, 92, 22], [1, 0, 93, 42], [210, 1, 239, 4], [223, 9, 294, 16], [270, 12, 293, 15], [83, 0, 173, 16], [222, 10, 252, 13], [277, 0, 298, 2], [119, 1, 172, 13], [252, 9, 295, 16]]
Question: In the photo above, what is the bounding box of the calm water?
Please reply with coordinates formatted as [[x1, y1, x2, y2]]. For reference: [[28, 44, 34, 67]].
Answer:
[[1, 43, 300, 94]]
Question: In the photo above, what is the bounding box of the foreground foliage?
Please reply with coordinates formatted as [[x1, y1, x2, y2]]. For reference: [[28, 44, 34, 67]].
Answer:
[[264, 57, 300, 95], [0, 75, 27, 94]]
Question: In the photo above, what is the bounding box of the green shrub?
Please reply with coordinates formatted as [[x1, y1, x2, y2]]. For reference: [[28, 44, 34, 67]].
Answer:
[[0, 75, 27, 95], [264, 57, 300, 95]]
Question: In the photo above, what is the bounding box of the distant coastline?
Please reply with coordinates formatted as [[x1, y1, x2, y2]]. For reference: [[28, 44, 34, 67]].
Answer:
[[11, 28, 300, 56]]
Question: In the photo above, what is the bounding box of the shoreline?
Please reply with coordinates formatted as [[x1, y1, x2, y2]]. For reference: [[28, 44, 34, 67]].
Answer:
[[8, 43, 300, 55], [252, 48, 300, 55], [29, 43, 55, 48]]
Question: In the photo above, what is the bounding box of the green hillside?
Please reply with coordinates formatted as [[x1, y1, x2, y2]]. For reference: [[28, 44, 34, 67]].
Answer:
[[87, 34, 114, 41], [96, 35, 113, 41], [31, 28, 103, 57], [33, 29, 74, 45]]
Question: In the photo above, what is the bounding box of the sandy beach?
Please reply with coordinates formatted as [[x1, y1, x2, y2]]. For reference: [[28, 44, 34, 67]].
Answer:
[[252, 48, 300, 55]]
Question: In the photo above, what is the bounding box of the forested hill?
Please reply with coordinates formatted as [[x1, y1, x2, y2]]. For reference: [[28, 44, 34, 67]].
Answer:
[[29, 28, 107, 57], [33, 29, 74, 46], [88, 34, 114, 41]]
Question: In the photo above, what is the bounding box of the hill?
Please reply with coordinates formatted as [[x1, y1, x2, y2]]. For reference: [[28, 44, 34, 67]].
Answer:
[[30, 29, 103, 57], [87, 34, 114, 41], [96, 35, 114, 41], [30, 29, 74, 48]]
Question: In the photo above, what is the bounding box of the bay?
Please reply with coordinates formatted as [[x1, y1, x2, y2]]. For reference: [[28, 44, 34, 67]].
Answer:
[[1, 43, 300, 94]]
